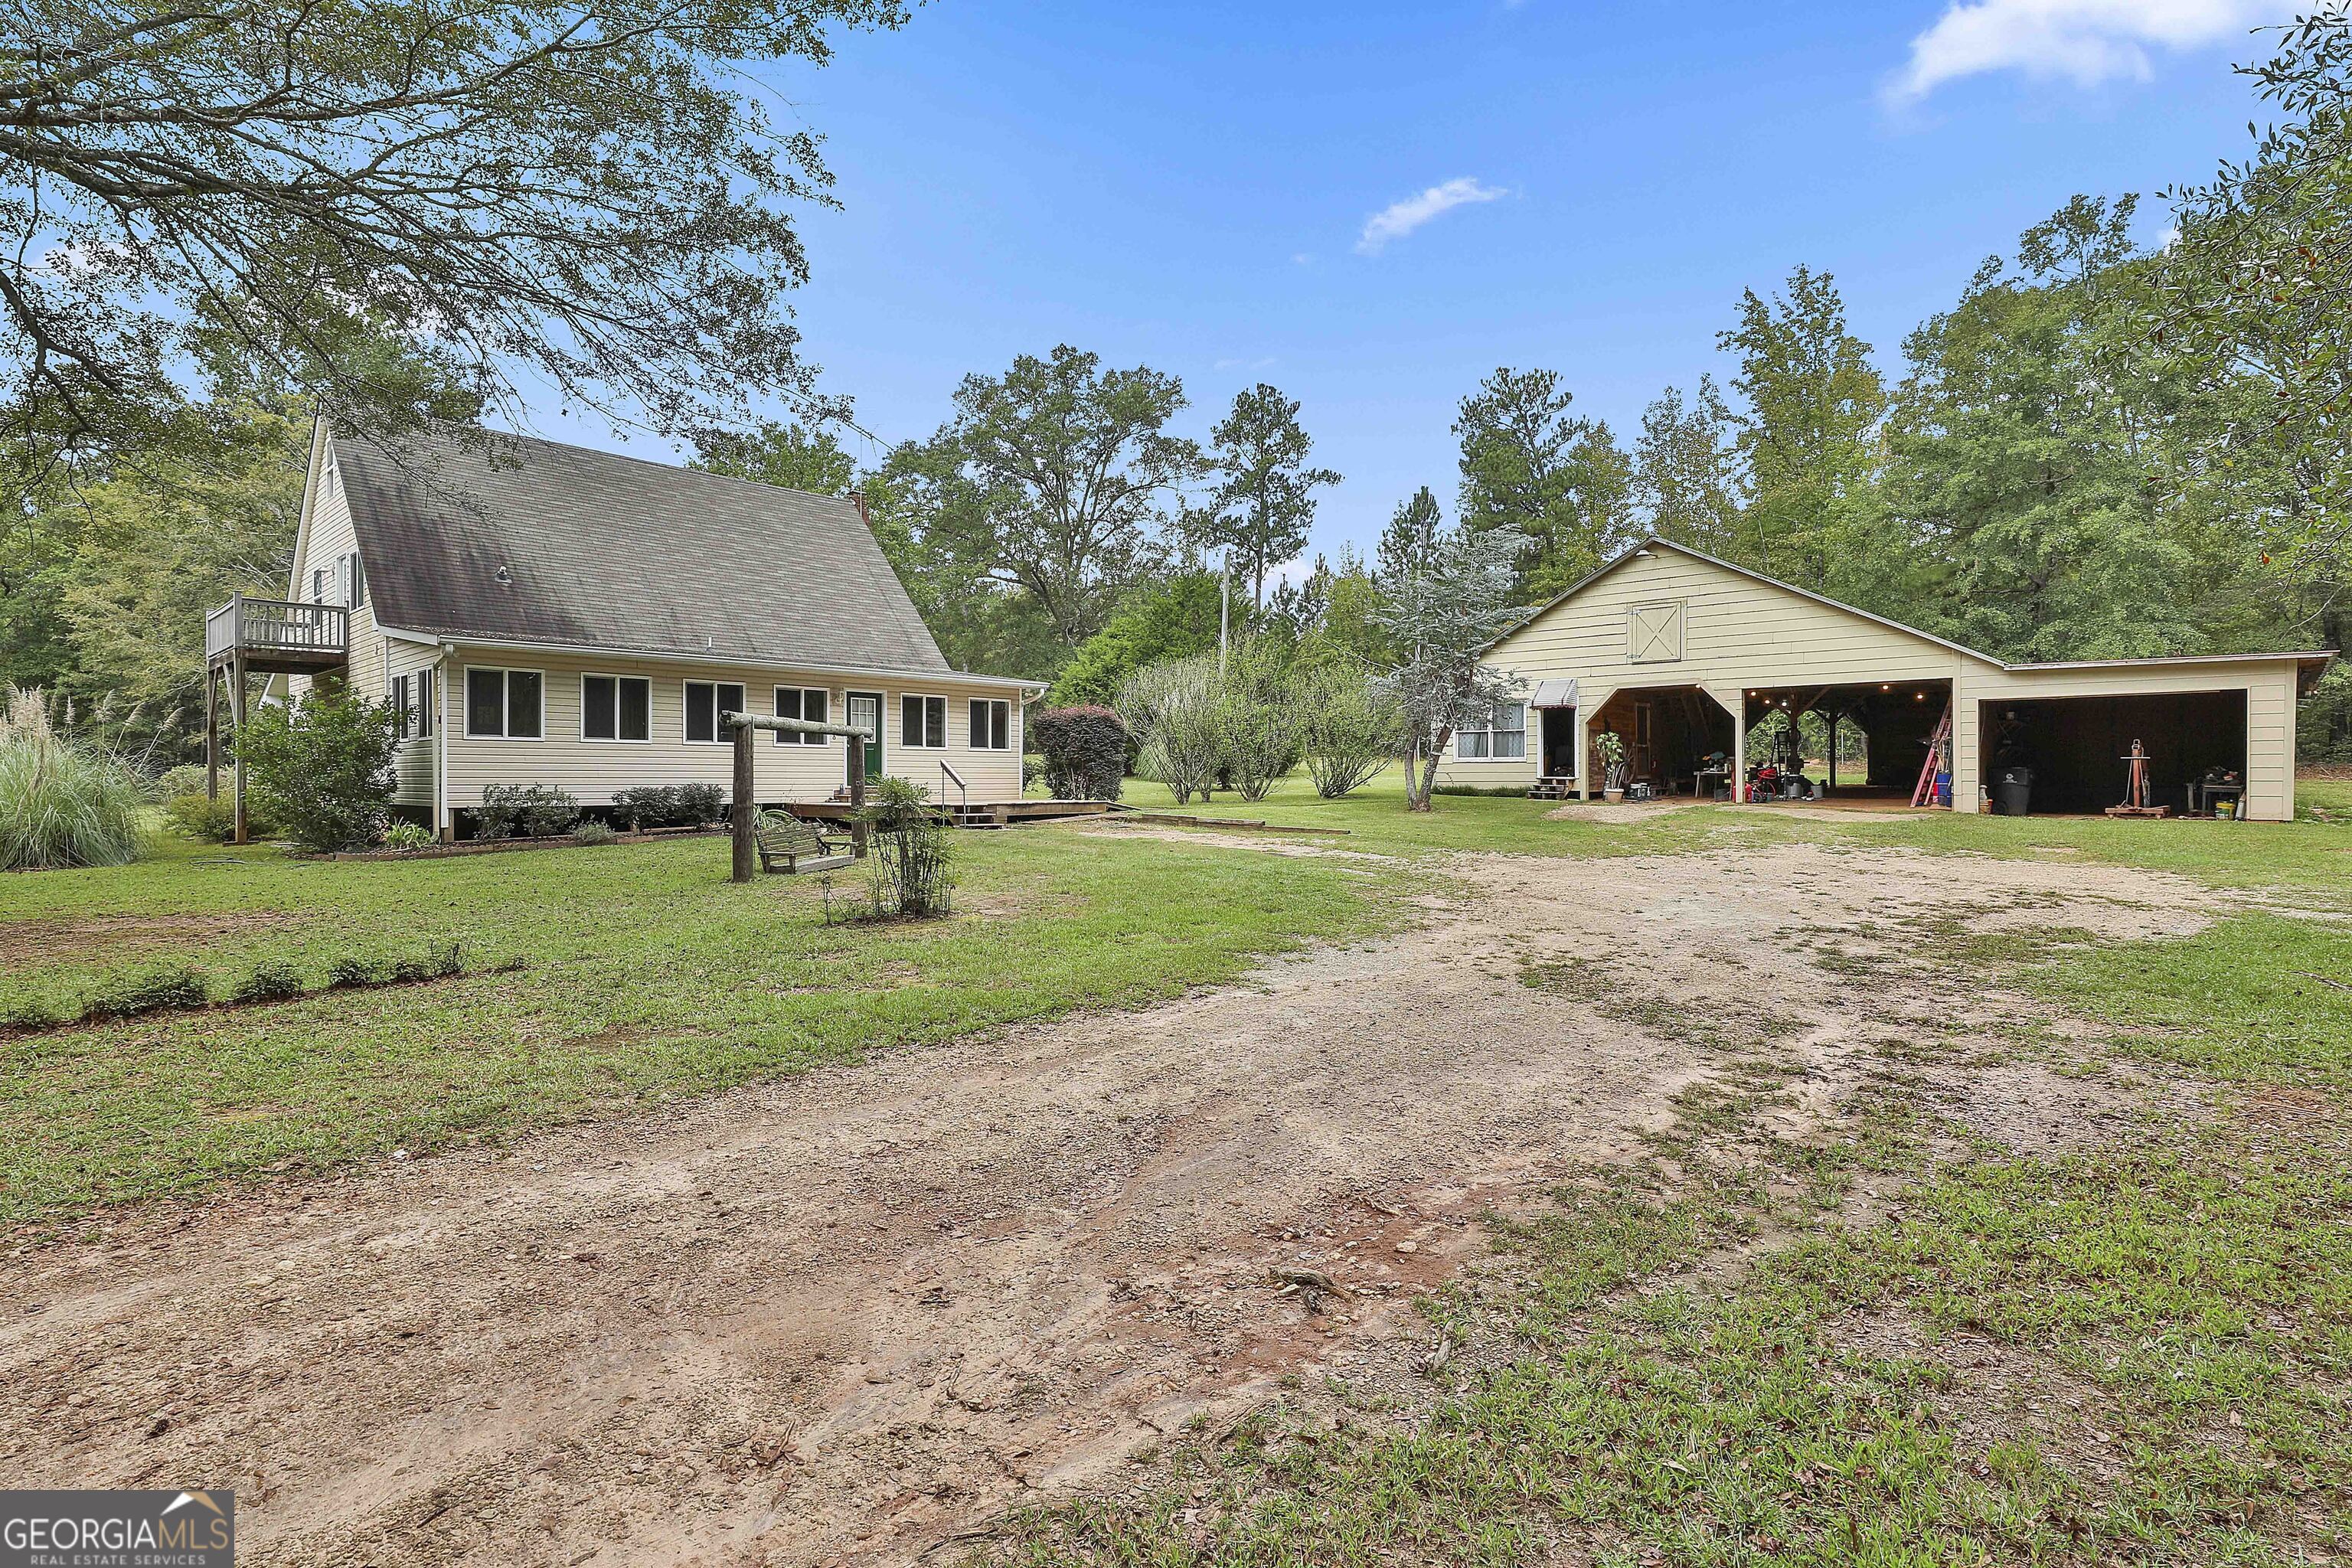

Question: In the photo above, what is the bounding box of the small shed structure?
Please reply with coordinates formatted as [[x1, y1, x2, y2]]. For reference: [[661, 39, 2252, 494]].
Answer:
[[1437, 537, 2335, 822]]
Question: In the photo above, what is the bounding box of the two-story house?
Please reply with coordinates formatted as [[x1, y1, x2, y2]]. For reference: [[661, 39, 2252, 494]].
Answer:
[[204, 422, 1041, 841]]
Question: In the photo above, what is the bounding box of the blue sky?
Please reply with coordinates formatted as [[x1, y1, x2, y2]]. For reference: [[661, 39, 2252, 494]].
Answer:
[[537, 0, 2299, 571]]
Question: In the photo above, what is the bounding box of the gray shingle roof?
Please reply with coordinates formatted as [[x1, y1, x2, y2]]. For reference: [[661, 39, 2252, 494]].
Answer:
[[332, 428, 953, 676]]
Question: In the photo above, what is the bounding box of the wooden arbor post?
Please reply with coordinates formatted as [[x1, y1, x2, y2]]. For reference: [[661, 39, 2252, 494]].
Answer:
[[723, 711, 878, 884]]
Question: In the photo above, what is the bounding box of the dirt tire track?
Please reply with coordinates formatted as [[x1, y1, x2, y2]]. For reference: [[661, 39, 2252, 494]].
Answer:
[[0, 844, 2233, 1566]]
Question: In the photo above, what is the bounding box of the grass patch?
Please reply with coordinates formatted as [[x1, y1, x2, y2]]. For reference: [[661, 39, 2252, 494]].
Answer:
[[985, 895, 2352, 1566], [0, 827, 1403, 1220]]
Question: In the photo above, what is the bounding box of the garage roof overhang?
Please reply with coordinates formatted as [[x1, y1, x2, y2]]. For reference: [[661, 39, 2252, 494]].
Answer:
[[1485, 537, 2341, 697]]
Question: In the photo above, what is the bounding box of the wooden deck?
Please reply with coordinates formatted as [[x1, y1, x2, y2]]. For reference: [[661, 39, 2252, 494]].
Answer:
[[789, 799, 1117, 829]]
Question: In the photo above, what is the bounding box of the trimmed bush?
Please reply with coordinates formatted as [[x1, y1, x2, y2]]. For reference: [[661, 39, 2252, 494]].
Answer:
[[611, 786, 680, 830], [0, 687, 147, 871], [86, 965, 207, 1020], [234, 688, 400, 851], [573, 820, 618, 845], [479, 783, 580, 838], [232, 962, 306, 1004], [675, 782, 726, 825], [1032, 706, 1128, 802], [328, 956, 383, 989]]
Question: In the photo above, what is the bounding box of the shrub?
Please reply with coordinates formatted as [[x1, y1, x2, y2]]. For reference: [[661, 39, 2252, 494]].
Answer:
[[86, 965, 207, 1020], [860, 776, 955, 918], [1217, 636, 1299, 802], [232, 962, 306, 1004], [381, 820, 434, 851], [327, 956, 383, 988], [609, 785, 678, 830], [479, 783, 580, 838], [1031, 705, 1129, 802], [234, 688, 400, 852], [1296, 661, 1403, 799], [1118, 660, 1223, 804], [152, 763, 209, 802], [0, 687, 148, 870], [675, 782, 726, 825], [164, 787, 282, 843], [573, 819, 618, 845]]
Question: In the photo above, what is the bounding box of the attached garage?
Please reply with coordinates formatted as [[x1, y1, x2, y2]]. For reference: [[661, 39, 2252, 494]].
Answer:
[[1438, 537, 2334, 822]]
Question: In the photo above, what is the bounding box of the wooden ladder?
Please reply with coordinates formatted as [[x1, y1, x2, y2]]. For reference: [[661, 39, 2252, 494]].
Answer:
[[1911, 700, 1954, 808]]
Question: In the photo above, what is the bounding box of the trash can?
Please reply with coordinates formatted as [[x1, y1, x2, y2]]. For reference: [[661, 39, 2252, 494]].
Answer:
[[1992, 766, 2033, 817]]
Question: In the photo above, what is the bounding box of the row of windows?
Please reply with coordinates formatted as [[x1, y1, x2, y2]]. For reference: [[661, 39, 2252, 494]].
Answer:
[[444, 668, 1014, 750]]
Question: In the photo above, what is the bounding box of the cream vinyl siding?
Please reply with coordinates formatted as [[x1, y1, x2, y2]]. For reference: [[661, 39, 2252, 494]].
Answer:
[[384, 638, 442, 812], [1437, 547, 1965, 793], [286, 455, 390, 695], [439, 645, 1023, 808], [1956, 660, 2303, 822], [1438, 542, 2309, 820]]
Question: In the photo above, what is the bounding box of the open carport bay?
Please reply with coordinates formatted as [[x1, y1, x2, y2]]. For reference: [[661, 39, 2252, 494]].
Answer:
[[1981, 690, 2247, 815]]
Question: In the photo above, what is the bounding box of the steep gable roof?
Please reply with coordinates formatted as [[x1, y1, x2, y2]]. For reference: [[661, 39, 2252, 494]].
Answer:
[[332, 428, 952, 675]]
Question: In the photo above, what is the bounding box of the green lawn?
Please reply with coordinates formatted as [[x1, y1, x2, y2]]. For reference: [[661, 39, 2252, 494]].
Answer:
[[0, 827, 1401, 1220], [982, 775, 2352, 1568]]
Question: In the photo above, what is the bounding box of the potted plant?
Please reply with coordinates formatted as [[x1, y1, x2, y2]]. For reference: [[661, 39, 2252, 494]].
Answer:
[[1594, 731, 1628, 803]]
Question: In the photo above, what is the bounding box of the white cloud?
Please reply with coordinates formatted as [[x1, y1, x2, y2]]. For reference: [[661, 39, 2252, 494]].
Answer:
[[1890, 0, 2297, 100], [1355, 177, 1508, 255]]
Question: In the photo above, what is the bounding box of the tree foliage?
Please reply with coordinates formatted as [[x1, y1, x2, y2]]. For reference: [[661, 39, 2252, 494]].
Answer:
[[903, 345, 1201, 648], [1197, 383, 1341, 609], [1372, 490, 1528, 811], [1453, 367, 1637, 599], [689, 420, 859, 496], [234, 685, 399, 851], [1, 0, 904, 504]]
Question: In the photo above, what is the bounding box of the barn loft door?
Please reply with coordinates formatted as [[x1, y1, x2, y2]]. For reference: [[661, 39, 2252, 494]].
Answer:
[[1628, 602, 1685, 664]]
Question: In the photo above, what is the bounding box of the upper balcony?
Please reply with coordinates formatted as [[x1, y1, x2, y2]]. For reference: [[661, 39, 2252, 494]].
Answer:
[[205, 593, 350, 675]]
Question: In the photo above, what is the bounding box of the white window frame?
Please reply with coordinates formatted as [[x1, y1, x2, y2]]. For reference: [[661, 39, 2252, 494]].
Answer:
[[900, 692, 948, 750], [464, 665, 545, 742], [1454, 701, 1527, 762], [580, 672, 652, 744], [969, 697, 1011, 751], [682, 678, 747, 746], [773, 686, 832, 746]]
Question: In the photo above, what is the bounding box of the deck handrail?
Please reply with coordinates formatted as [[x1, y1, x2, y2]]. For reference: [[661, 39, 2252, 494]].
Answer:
[[939, 759, 969, 814], [205, 593, 349, 662]]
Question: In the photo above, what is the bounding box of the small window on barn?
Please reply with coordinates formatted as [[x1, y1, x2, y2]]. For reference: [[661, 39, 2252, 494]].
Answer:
[[1628, 601, 1685, 664], [1456, 701, 1526, 760]]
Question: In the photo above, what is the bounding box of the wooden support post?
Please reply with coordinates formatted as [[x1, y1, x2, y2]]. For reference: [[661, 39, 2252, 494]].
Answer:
[[1731, 694, 1746, 805], [230, 655, 248, 845], [848, 733, 869, 858], [730, 717, 756, 884], [205, 669, 220, 802]]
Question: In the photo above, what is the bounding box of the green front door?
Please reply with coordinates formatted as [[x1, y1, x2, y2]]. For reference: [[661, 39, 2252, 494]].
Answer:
[[846, 691, 884, 783]]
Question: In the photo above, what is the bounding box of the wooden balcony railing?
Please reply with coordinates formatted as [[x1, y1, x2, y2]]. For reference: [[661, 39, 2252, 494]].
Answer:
[[205, 593, 350, 667]]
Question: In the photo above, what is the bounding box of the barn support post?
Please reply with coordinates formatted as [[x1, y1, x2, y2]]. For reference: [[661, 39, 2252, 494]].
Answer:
[[730, 717, 756, 884]]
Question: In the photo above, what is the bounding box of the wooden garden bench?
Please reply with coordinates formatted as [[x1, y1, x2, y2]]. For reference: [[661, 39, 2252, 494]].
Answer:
[[753, 813, 854, 874]]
